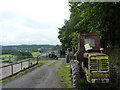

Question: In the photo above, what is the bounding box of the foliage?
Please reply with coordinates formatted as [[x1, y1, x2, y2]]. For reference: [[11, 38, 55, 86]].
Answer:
[[2, 45, 54, 52], [2, 50, 33, 61], [32, 52, 41, 57], [58, 2, 120, 50], [2, 50, 15, 55], [14, 51, 33, 60]]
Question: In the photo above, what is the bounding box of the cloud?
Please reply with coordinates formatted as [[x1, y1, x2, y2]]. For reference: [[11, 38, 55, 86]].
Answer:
[[0, 0, 70, 45]]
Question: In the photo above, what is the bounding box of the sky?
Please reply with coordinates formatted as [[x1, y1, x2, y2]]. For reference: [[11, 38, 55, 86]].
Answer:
[[0, 0, 70, 46]]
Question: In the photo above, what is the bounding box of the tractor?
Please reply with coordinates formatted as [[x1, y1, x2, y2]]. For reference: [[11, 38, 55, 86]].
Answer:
[[48, 52, 58, 60], [66, 33, 118, 88]]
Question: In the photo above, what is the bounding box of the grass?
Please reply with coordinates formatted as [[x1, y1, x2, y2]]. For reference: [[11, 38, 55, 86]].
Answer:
[[58, 58, 64, 60], [38, 60, 51, 64], [0, 54, 17, 62], [48, 61, 58, 67], [32, 52, 41, 57], [0, 60, 51, 83], [0, 54, 36, 63], [57, 62, 73, 88], [57, 62, 108, 89], [0, 54, 13, 57]]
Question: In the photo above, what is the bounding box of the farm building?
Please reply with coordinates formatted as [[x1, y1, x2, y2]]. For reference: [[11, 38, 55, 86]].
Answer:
[[52, 45, 65, 58]]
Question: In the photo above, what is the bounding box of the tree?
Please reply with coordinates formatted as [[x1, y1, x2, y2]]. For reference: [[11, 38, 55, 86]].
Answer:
[[14, 51, 33, 60], [58, 2, 120, 50]]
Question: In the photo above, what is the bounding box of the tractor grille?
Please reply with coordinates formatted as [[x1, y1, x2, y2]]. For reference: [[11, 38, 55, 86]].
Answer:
[[101, 59, 109, 71], [90, 59, 98, 71], [90, 59, 109, 71]]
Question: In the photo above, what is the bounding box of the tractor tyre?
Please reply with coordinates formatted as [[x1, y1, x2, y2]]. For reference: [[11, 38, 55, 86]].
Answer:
[[109, 64, 118, 89], [70, 61, 81, 88], [55, 56, 58, 60], [65, 55, 69, 63]]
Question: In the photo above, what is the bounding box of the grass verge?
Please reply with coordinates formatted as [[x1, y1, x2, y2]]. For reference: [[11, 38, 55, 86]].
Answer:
[[57, 62, 73, 88], [57, 62, 107, 89], [0, 60, 51, 83], [48, 61, 58, 67], [58, 58, 64, 60]]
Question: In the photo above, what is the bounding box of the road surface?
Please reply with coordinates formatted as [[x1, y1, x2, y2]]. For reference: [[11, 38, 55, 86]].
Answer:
[[2, 59, 66, 88]]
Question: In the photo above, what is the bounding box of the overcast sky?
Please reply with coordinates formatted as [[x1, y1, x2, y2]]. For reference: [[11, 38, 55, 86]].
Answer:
[[0, 0, 70, 46]]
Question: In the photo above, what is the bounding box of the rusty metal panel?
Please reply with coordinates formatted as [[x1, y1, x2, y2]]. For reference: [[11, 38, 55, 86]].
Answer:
[[79, 33, 101, 51]]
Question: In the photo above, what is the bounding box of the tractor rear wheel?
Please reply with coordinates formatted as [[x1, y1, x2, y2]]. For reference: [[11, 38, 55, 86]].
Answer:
[[65, 55, 70, 63], [109, 63, 118, 89], [70, 61, 80, 88]]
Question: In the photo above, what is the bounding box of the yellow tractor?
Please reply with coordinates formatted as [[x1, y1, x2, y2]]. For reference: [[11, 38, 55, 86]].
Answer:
[[67, 33, 118, 88]]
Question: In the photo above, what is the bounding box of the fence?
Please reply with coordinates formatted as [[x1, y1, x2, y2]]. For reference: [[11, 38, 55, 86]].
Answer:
[[0, 56, 39, 80]]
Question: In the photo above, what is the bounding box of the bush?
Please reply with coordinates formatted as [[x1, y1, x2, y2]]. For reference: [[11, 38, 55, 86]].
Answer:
[[14, 51, 33, 60]]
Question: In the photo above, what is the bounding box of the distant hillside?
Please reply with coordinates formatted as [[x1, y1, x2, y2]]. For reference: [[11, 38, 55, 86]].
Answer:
[[2, 45, 54, 52]]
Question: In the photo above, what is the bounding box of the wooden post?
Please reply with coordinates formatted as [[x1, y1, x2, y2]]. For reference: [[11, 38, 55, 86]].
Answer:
[[21, 62, 22, 70], [11, 64, 13, 75], [9, 56, 10, 61], [28, 59, 30, 67], [37, 56, 38, 64]]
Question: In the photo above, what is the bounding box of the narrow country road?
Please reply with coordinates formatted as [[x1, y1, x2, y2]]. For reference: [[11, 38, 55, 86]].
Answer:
[[2, 59, 66, 88]]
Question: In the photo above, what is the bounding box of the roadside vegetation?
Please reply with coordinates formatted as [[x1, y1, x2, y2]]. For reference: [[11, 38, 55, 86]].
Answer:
[[32, 52, 41, 57], [58, 62, 108, 89], [58, 62, 72, 88]]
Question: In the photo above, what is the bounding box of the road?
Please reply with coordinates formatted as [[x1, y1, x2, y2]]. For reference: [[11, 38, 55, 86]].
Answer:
[[2, 59, 66, 88]]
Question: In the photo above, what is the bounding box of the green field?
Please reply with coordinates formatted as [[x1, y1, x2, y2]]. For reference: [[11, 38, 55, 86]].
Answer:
[[0, 54, 13, 57], [0, 54, 17, 62], [0, 52, 41, 62]]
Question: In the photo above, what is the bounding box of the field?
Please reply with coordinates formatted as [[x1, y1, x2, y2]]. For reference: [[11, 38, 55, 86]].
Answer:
[[0, 52, 42, 62], [0, 54, 17, 62]]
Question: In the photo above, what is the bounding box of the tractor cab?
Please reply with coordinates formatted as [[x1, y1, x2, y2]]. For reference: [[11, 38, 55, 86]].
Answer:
[[78, 33, 101, 52]]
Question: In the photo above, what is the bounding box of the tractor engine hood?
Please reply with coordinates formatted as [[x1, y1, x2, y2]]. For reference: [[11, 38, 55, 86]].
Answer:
[[84, 52, 109, 59]]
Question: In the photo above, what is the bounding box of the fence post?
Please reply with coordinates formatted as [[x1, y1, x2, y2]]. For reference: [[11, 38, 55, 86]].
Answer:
[[21, 62, 22, 70], [9, 56, 10, 61], [28, 59, 30, 67], [37, 56, 38, 64], [11, 64, 13, 75]]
